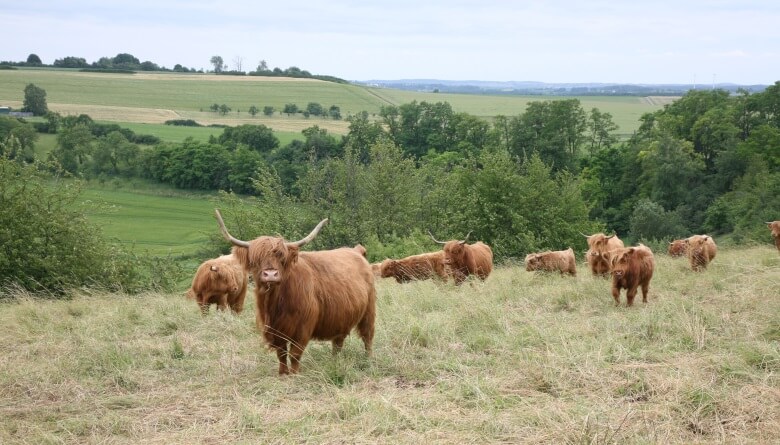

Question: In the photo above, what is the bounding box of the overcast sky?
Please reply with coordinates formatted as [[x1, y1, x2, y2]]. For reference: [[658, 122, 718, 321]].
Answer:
[[2, 0, 778, 84]]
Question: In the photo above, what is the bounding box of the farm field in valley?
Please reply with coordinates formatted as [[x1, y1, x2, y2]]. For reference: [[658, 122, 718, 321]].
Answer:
[[0, 68, 667, 136]]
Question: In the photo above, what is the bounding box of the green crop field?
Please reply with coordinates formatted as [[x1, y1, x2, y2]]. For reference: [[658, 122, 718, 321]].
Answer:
[[79, 185, 220, 257], [115, 122, 303, 145], [0, 68, 666, 136]]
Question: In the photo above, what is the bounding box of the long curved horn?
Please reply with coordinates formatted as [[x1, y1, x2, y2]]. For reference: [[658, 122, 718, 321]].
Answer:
[[428, 230, 446, 245], [579, 232, 590, 238], [460, 231, 473, 244], [287, 218, 328, 248], [215, 209, 250, 248], [605, 234, 615, 240]]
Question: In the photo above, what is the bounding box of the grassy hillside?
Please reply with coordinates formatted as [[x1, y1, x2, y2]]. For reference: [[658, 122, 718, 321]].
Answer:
[[0, 68, 664, 135], [1, 246, 777, 443]]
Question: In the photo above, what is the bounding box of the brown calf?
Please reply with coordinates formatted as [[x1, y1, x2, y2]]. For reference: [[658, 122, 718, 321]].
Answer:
[[610, 244, 655, 307], [685, 235, 717, 271], [668, 239, 687, 257], [187, 254, 248, 315]]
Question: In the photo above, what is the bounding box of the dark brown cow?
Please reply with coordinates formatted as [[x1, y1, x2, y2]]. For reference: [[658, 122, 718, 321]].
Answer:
[[609, 244, 655, 307], [685, 235, 717, 271], [768, 221, 780, 252], [377, 251, 448, 283], [583, 232, 625, 276], [215, 210, 376, 375], [524, 248, 576, 276], [668, 239, 687, 257], [431, 232, 493, 285], [187, 254, 248, 315]]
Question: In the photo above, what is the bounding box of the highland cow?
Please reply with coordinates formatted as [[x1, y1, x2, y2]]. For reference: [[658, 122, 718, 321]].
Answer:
[[609, 244, 655, 307], [668, 239, 688, 257], [768, 221, 780, 252], [685, 235, 717, 271], [187, 254, 248, 315], [377, 251, 448, 283], [583, 232, 625, 276], [431, 232, 493, 285], [215, 210, 376, 375], [524, 248, 577, 276]]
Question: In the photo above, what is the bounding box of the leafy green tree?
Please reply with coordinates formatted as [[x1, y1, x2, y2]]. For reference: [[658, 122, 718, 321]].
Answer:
[[306, 102, 324, 116], [248, 105, 259, 117], [158, 139, 231, 190], [90, 131, 140, 177], [26, 53, 42, 66], [51, 124, 94, 174], [283, 103, 299, 115], [263, 106, 275, 116], [628, 199, 688, 241], [586, 108, 619, 155], [0, 117, 38, 162], [112, 53, 140, 68], [209, 103, 219, 113], [342, 111, 386, 163], [637, 134, 706, 212], [52, 56, 88, 68], [22, 83, 48, 116], [218, 104, 231, 115], [507, 99, 587, 171], [218, 124, 279, 153], [0, 157, 181, 294], [210, 55, 224, 73], [328, 105, 342, 120], [227, 146, 265, 194]]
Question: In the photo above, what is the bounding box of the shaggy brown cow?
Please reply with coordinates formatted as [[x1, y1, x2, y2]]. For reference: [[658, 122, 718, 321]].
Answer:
[[431, 232, 493, 285], [524, 248, 577, 276], [187, 254, 248, 315], [668, 239, 687, 257], [768, 221, 780, 252], [583, 232, 625, 276], [609, 244, 655, 307], [377, 251, 448, 283], [215, 210, 376, 375], [685, 235, 717, 271]]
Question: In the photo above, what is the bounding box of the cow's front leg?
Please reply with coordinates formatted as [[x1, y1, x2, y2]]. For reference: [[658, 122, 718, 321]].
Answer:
[[626, 286, 638, 307], [273, 342, 289, 375], [289, 339, 310, 374]]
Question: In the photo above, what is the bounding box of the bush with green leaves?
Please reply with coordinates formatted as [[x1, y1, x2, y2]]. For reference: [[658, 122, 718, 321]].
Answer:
[[0, 157, 183, 296]]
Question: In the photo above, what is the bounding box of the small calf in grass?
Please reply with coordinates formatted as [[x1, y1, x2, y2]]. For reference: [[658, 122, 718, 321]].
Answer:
[[609, 244, 655, 307]]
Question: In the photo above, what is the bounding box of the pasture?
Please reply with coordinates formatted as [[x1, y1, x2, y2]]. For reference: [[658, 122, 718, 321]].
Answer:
[[1, 246, 778, 444], [0, 69, 665, 136], [79, 185, 219, 257]]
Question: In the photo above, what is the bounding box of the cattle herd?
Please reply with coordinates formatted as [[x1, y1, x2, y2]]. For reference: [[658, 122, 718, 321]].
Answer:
[[187, 213, 780, 375]]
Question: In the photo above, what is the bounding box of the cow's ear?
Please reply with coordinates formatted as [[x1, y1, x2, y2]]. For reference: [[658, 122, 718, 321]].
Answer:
[[628, 247, 635, 254], [286, 245, 299, 265]]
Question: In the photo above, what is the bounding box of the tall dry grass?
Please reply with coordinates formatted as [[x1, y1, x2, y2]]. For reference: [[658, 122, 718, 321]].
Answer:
[[1, 246, 778, 444]]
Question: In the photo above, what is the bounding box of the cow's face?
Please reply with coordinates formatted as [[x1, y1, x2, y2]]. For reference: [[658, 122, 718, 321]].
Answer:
[[611, 248, 634, 279], [524, 254, 539, 271], [443, 241, 466, 267], [234, 238, 299, 284], [686, 236, 709, 257], [769, 222, 780, 238], [380, 259, 397, 278]]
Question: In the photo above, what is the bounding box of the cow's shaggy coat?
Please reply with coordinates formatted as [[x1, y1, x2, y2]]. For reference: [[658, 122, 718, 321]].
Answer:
[[768, 221, 780, 252], [441, 240, 493, 285], [668, 239, 688, 257], [685, 235, 717, 271], [378, 251, 448, 283], [216, 210, 376, 375], [584, 233, 625, 277], [187, 254, 248, 315], [525, 248, 577, 276], [610, 244, 655, 307]]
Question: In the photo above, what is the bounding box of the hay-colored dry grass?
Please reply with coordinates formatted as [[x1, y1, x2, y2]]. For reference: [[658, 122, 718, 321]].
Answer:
[[1, 246, 778, 444]]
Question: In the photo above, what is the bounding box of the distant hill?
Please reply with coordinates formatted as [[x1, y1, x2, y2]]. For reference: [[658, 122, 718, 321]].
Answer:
[[356, 79, 769, 96]]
